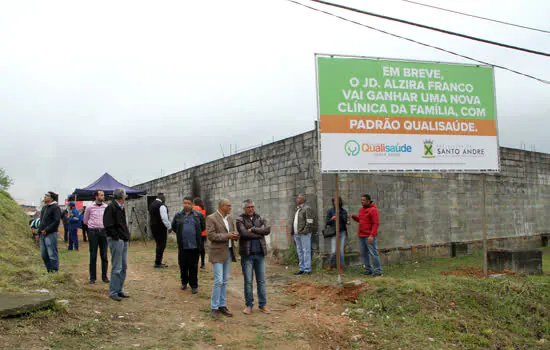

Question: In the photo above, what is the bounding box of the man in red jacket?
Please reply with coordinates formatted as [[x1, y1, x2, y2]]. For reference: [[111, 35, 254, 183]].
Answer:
[[351, 194, 382, 277]]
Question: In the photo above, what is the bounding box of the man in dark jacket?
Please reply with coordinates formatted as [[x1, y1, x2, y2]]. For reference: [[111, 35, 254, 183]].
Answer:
[[38, 191, 61, 272], [61, 208, 69, 242], [171, 196, 205, 294], [149, 192, 171, 268], [236, 200, 271, 315], [351, 194, 382, 277], [290, 194, 316, 275], [103, 188, 131, 301]]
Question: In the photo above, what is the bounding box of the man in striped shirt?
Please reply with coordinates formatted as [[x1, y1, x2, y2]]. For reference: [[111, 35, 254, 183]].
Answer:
[[84, 190, 109, 284]]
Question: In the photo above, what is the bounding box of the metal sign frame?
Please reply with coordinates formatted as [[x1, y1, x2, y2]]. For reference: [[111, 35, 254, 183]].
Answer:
[[315, 53, 501, 175]]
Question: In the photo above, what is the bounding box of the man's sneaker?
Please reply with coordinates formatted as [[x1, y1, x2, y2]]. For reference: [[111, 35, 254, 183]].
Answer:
[[294, 271, 304, 275], [191, 288, 198, 294], [118, 292, 130, 298], [110, 295, 122, 302], [181, 285, 187, 290], [154, 264, 169, 268], [259, 306, 271, 314]]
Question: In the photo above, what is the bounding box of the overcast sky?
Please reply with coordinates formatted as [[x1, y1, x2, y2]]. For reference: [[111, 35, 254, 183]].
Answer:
[[1, 0, 549, 204]]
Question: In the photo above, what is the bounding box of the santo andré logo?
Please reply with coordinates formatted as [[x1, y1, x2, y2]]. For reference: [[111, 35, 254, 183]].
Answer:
[[344, 140, 360, 156], [422, 139, 435, 158]]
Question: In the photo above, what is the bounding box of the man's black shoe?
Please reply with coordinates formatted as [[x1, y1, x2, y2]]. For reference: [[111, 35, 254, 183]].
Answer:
[[154, 264, 169, 268], [294, 271, 304, 275], [181, 285, 187, 290], [211, 309, 220, 320], [102, 277, 110, 283], [110, 295, 122, 302], [118, 292, 130, 298], [192, 288, 198, 294], [219, 306, 233, 317]]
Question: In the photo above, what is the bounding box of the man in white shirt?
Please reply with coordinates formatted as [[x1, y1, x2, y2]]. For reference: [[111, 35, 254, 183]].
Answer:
[[206, 198, 239, 319], [149, 193, 172, 268]]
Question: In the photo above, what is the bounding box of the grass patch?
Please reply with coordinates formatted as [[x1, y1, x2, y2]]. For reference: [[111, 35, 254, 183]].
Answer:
[[346, 248, 550, 349], [0, 190, 44, 291]]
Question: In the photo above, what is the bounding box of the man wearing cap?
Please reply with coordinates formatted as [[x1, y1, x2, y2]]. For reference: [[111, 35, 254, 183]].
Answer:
[[149, 192, 171, 268], [67, 202, 81, 251], [38, 191, 61, 272]]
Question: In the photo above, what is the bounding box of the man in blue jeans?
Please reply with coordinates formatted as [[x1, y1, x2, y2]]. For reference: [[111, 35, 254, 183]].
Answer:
[[206, 199, 239, 319], [291, 194, 316, 275], [236, 200, 271, 315], [352, 194, 382, 277], [103, 188, 131, 301], [38, 191, 61, 272], [67, 202, 81, 251]]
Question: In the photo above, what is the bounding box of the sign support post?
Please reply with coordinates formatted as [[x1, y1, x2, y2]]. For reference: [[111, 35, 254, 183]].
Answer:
[[482, 173, 488, 277], [335, 174, 341, 284]]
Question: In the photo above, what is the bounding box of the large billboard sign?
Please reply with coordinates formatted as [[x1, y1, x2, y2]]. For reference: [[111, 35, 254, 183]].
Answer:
[[316, 55, 499, 173]]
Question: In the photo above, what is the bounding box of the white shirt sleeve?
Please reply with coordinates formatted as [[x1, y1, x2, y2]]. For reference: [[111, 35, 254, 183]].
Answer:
[[160, 205, 171, 230]]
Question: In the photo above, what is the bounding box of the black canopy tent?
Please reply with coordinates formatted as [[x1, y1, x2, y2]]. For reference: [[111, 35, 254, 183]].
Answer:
[[68, 172, 146, 201]]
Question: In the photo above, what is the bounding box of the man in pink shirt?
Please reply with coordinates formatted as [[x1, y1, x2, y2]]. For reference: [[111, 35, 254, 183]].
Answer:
[[84, 190, 109, 284]]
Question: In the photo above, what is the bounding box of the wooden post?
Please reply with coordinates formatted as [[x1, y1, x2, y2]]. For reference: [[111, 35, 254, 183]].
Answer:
[[335, 174, 341, 284], [482, 174, 488, 277]]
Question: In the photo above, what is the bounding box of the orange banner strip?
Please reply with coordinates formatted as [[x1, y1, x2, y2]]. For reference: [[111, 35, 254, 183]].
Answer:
[[320, 115, 497, 136]]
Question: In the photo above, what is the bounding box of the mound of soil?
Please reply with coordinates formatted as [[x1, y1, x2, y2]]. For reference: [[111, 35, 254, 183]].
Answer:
[[283, 281, 367, 303], [441, 266, 516, 278]]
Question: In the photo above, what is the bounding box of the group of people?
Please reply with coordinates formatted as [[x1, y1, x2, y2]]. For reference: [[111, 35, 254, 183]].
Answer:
[[323, 194, 382, 277], [148, 194, 272, 317], [34, 188, 383, 318]]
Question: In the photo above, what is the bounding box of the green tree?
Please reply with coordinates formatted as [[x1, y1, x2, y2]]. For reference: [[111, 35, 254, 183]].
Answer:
[[0, 168, 13, 190]]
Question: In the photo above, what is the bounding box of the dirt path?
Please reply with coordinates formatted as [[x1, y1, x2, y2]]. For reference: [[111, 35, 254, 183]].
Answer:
[[1, 239, 370, 349]]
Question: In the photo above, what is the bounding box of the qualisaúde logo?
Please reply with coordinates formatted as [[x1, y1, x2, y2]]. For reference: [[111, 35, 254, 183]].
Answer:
[[344, 140, 361, 156], [361, 143, 412, 153]]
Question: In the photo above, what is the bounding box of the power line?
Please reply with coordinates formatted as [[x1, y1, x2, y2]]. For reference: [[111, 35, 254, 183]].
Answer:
[[307, 0, 550, 57], [286, 0, 550, 84], [400, 0, 550, 34]]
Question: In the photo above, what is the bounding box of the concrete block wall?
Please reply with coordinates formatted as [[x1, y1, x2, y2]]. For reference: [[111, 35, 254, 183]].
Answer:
[[321, 147, 550, 254], [127, 131, 320, 251], [128, 128, 550, 262]]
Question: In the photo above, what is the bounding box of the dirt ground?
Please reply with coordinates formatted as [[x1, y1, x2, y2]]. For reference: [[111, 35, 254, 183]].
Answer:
[[0, 237, 371, 349], [440, 266, 516, 278]]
